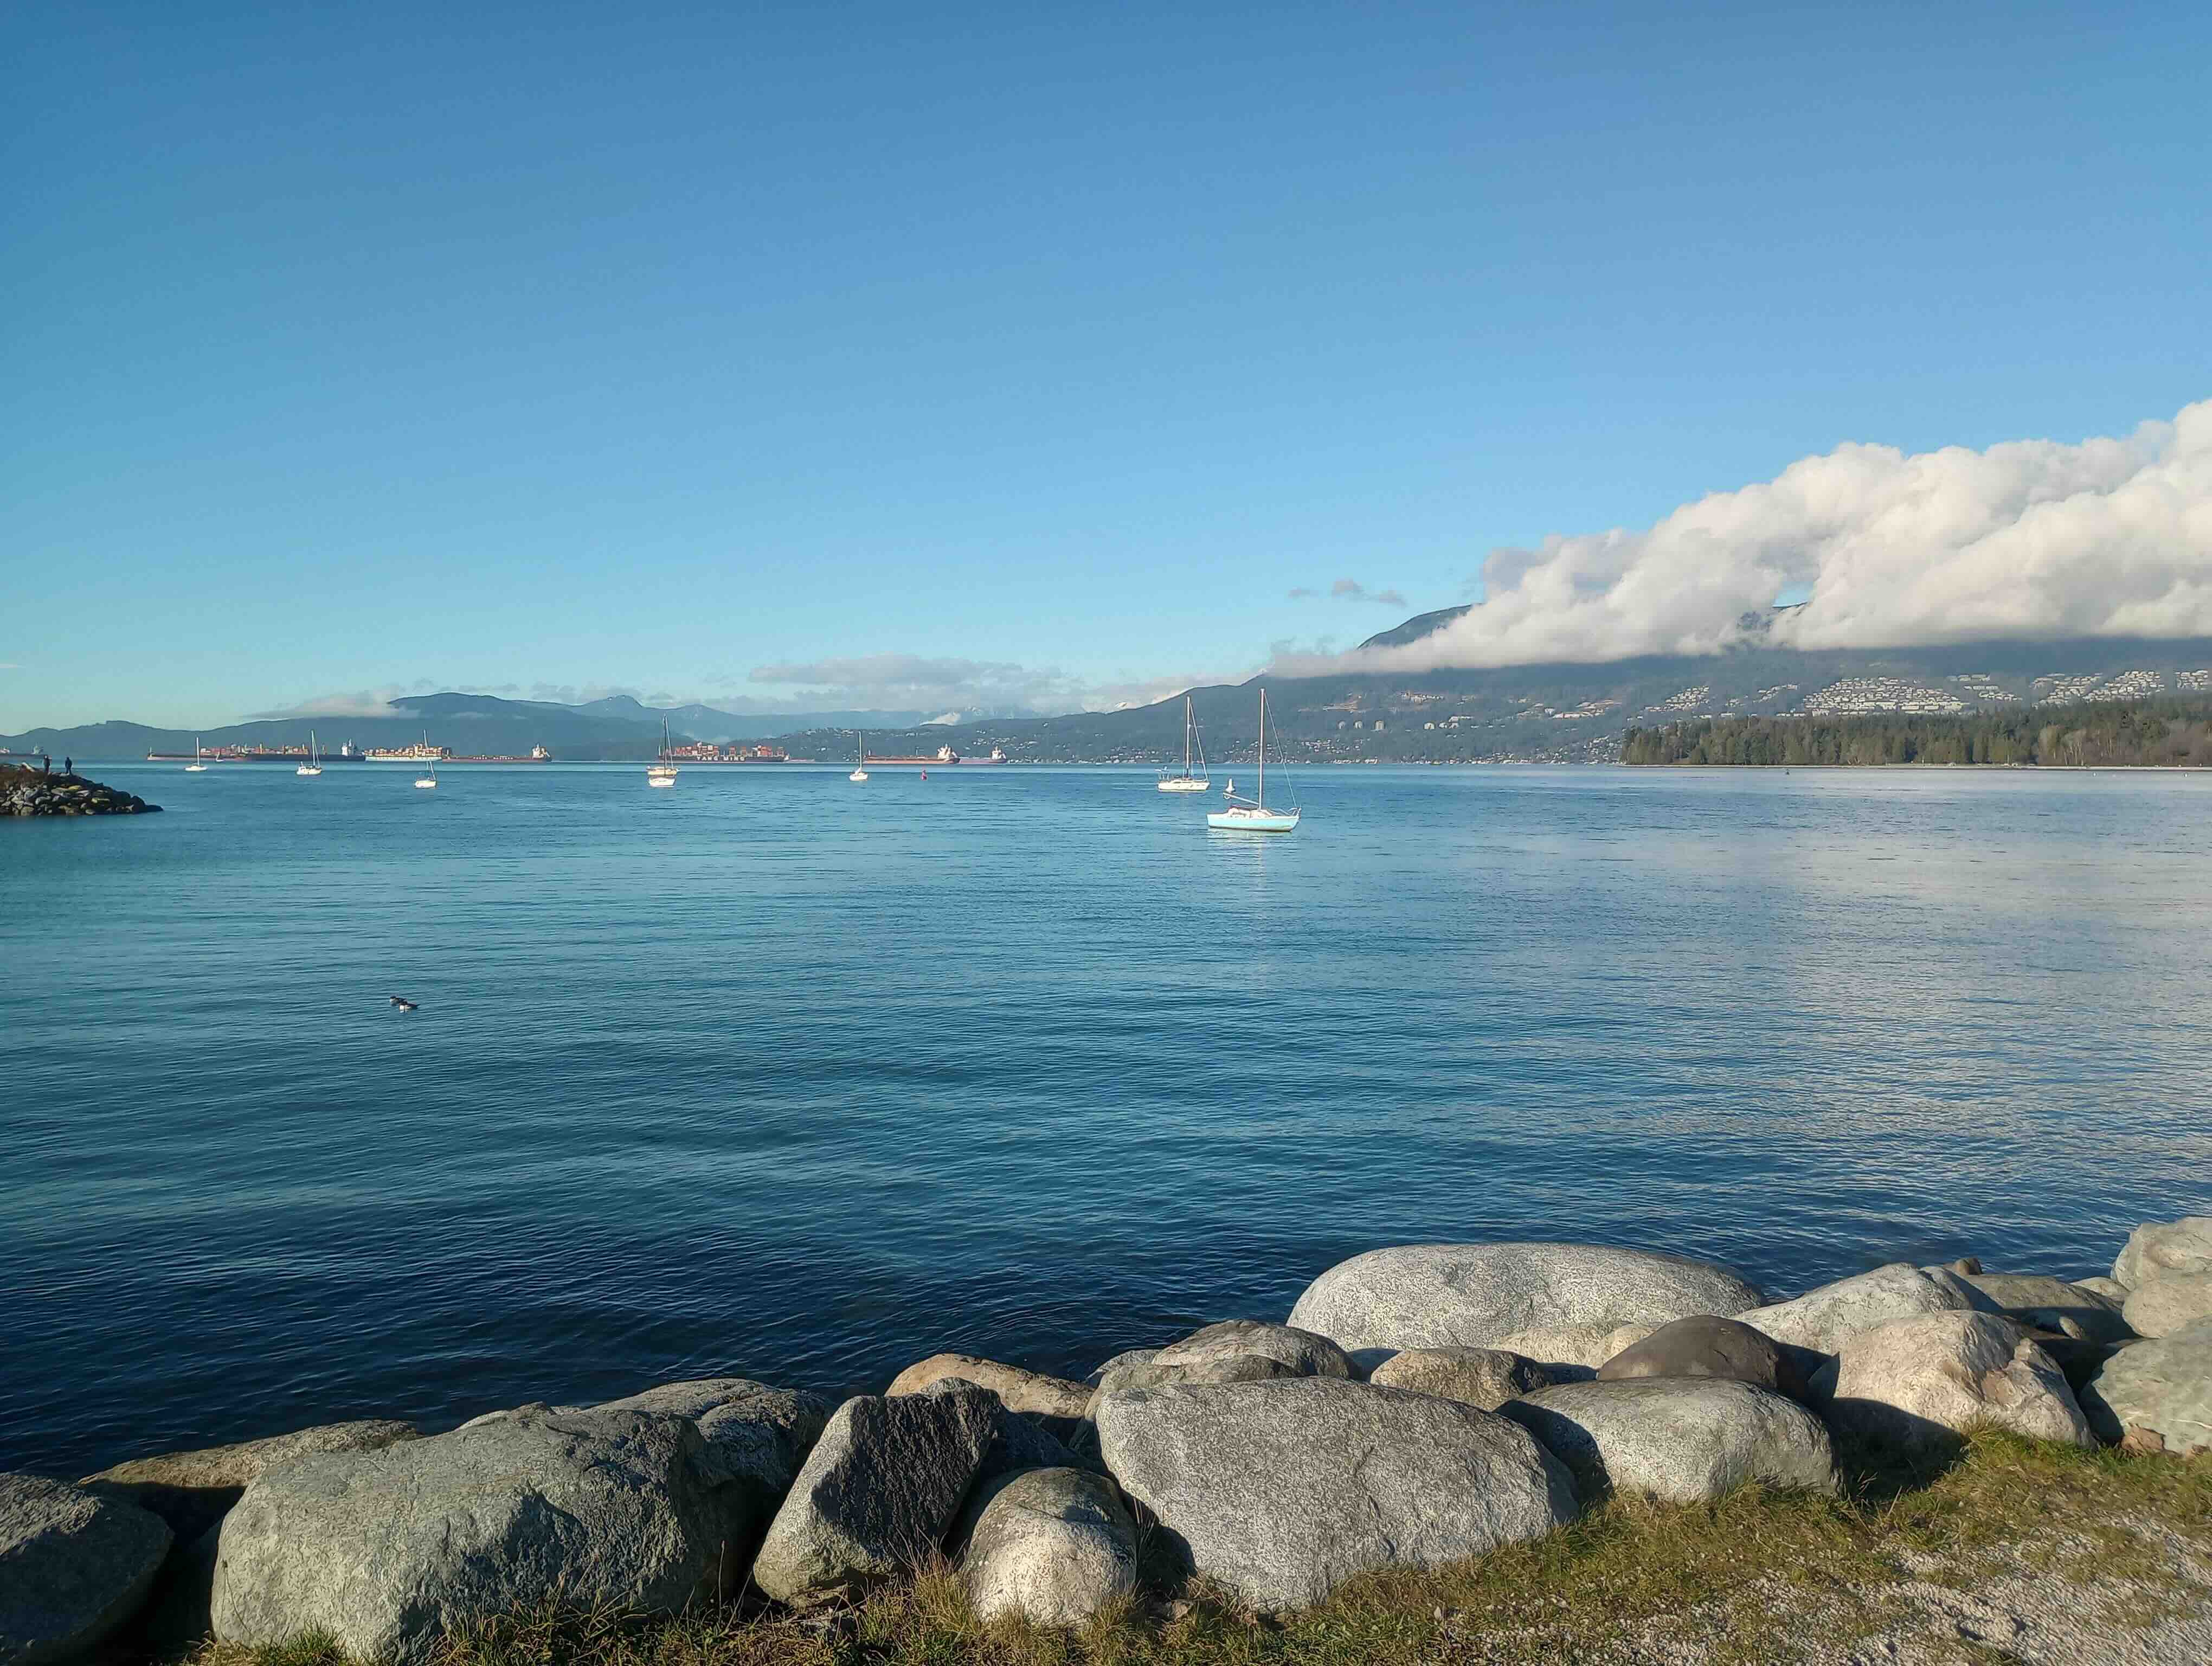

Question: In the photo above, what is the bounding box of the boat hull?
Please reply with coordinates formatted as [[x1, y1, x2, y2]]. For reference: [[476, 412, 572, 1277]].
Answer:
[[1207, 809, 1300, 832], [1157, 777, 1210, 792]]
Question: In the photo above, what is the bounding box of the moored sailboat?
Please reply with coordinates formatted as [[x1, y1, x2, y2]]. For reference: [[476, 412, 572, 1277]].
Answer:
[[849, 732, 869, 783], [296, 729, 323, 777], [1157, 695, 1211, 792], [185, 739, 208, 772], [1207, 689, 1300, 832], [648, 722, 679, 787]]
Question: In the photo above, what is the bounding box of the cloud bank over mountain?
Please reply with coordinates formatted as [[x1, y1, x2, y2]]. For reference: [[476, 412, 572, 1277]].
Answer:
[[1290, 399, 2212, 676]]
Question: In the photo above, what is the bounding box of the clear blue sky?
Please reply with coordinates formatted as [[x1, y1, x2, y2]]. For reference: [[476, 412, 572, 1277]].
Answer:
[[7, 1, 2208, 728]]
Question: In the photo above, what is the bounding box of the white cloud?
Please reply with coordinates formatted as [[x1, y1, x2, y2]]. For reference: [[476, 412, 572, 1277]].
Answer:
[[1290, 399, 2212, 676], [1290, 578, 1410, 607], [748, 653, 1239, 716]]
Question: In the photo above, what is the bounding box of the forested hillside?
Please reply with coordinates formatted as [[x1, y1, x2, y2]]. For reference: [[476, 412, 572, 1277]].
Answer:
[[1623, 700, 2212, 767]]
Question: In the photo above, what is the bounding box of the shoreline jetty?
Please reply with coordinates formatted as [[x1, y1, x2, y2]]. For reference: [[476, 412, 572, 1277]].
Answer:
[[1, 764, 160, 817], [7, 1223, 2210, 1665]]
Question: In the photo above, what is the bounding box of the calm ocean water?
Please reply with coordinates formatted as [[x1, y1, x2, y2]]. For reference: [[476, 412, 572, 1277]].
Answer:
[[5, 762, 2209, 1477]]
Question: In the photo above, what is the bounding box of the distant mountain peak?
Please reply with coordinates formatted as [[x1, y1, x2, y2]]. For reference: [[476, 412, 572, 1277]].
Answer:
[[1359, 605, 1473, 651]]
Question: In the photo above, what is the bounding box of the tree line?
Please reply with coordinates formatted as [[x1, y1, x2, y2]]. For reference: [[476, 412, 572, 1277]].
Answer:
[[1622, 698, 2212, 767]]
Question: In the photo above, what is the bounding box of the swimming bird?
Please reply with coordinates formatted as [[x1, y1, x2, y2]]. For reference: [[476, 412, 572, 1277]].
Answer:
[[389, 996, 418, 1011]]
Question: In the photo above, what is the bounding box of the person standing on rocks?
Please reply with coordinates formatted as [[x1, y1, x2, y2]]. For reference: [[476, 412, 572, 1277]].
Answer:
[[63, 756, 72, 776]]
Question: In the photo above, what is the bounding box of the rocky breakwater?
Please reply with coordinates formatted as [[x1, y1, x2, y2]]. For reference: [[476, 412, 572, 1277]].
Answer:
[[5, 1223, 2207, 1664], [0, 766, 159, 817]]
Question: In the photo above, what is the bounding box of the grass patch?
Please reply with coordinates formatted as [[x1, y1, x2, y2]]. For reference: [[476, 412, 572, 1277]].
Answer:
[[184, 1434, 2211, 1666]]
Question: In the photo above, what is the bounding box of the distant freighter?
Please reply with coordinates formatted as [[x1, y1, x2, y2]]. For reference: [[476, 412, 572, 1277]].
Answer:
[[863, 745, 1007, 766]]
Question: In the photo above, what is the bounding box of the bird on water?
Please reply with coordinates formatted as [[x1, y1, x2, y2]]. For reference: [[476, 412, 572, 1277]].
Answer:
[[389, 996, 418, 1012]]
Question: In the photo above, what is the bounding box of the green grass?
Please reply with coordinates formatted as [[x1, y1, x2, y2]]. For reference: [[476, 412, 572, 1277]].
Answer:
[[185, 1434, 2212, 1666]]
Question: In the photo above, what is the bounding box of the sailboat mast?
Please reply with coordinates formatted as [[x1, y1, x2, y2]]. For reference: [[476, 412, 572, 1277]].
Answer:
[[1185, 696, 1194, 776], [1258, 689, 1265, 805]]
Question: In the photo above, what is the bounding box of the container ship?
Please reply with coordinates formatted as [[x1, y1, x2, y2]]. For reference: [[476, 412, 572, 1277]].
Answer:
[[863, 745, 1008, 766]]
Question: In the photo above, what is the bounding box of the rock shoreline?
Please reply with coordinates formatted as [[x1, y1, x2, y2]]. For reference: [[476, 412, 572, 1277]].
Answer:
[[1, 767, 160, 817], [5, 1222, 2208, 1665]]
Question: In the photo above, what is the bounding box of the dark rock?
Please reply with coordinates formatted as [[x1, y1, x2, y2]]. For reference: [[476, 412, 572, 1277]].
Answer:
[[1597, 1315, 1806, 1399], [1, 1473, 173, 1666]]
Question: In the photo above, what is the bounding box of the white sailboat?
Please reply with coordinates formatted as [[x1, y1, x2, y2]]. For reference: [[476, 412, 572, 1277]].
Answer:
[[185, 738, 208, 772], [849, 732, 869, 783], [1207, 689, 1300, 832], [647, 721, 679, 787], [1156, 695, 1211, 792], [414, 757, 438, 789], [296, 729, 323, 777]]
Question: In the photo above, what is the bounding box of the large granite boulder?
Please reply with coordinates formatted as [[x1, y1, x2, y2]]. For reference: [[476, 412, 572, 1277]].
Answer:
[[1096, 1376, 1575, 1612], [210, 1407, 742, 1663], [886, 1355, 1091, 1421], [1287, 1243, 1762, 1355], [1956, 1274, 2134, 1344], [2114, 1218, 2212, 1290], [1, 1475, 172, 1666], [2074, 1276, 2131, 1303], [80, 1419, 421, 1546], [750, 1387, 996, 1609], [1367, 1347, 1552, 1411], [2121, 1272, 2212, 1340], [1735, 1264, 1978, 1354], [1821, 1313, 2093, 1454], [1498, 1380, 1837, 1504], [1596, 1315, 1804, 1399], [590, 1379, 831, 1559], [961, 1469, 1136, 1627], [2079, 1320, 2212, 1455], [1153, 1320, 1356, 1380]]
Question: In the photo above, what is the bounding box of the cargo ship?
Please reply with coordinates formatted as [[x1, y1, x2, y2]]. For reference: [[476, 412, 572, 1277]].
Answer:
[[446, 746, 553, 764], [147, 746, 360, 763], [862, 745, 1007, 766]]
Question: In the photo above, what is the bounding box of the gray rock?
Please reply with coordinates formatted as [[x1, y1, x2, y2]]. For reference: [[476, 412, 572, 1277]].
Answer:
[[1287, 1242, 1763, 1355], [2079, 1319, 2212, 1455], [1736, 1263, 1978, 1353], [1086, 1349, 1159, 1382], [2122, 1272, 2212, 1340], [210, 1407, 742, 1663], [961, 1469, 1136, 1627], [1596, 1315, 1803, 1398], [2074, 1276, 2131, 1302], [885, 1355, 1092, 1421], [591, 1379, 831, 1560], [749, 1388, 996, 1609], [1, 1474, 172, 1666], [915, 1378, 1100, 1482], [1499, 1379, 1838, 1504], [1491, 1322, 1659, 1375], [1367, 1347, 1552, 1410], [1957, 1273, 2134, 1344], [79, 1419, 421, 1547], [1096, 1376, 1576, 1612], [1823, 1312, 2094, 1454], [2114, 1218, 2212, 1290], [1084, 1354, 1299, 1421], [1154, 1320, 1356, 1380]]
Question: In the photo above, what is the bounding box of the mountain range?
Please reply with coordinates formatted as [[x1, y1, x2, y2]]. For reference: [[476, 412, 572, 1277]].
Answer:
[[11, 612, 2212, 764]]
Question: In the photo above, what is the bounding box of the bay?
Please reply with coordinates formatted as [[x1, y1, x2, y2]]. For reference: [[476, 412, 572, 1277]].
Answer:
[[3, 761, 2207, 1478]]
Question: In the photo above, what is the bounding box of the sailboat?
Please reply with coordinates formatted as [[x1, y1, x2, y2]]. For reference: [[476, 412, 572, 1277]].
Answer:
[[1156, 696, 1211, 792], [414, 757, 438, 790], [185, 739, 208, 772], [647, 721, 679, 787], [296, 729, 323, 777], [849, 733, 869, 783], [1207, 689, 1300, 832]]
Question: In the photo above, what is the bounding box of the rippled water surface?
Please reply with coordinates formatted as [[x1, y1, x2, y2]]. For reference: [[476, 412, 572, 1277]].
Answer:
[[5, 762, 2209, 1475]]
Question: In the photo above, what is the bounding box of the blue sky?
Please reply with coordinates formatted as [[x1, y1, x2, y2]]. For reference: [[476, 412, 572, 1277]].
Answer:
[[6, 1, 2209, 728]]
